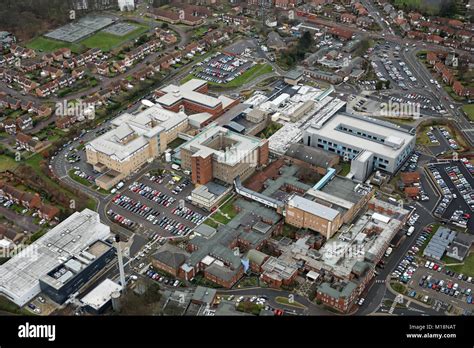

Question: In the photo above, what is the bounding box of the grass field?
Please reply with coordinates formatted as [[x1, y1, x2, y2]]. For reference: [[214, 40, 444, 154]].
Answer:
[[214, 64, 274, 88], [26, 37, 82, 53], [444, 252, 474, 277], [0, 155, 18, 172], [462, 104, 474, 122], [27, 22, 149, 53], [80, 23, 149, 52]]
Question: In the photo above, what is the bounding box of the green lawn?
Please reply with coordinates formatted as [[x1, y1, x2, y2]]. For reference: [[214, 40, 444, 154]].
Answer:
[[192, 26, 209, 38], [416, 126, 437, 146], [219, 198, 238, 219], [444, 252, 474, 277], [211, 212, 231, 224], [390, 281, 407, 295], [0, 155, 19, 172], [26, 36, 83, 53], [26, 22, 149, 53], [203, 218, 219, 228], [237, 301, 263, 315], [462, 104, 474, 122], [418, 224, 440, 256], [213, 64, 274, 88], [340, 162, 351, 176], [80, 24, 149, 52], [0, 296, 32, 315], [275, 296, 306, 309], [69, 169, 92, 187], [24, 154, 97, 211]]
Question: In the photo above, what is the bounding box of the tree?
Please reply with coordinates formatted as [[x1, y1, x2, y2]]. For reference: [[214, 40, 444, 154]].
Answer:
[[161, 22, 169, 30], [439, 0, 457, 18], [376, 81, 384, 90]]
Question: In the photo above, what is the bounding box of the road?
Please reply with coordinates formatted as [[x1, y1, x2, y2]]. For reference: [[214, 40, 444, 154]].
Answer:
[[357, 198, 435, 315], [216, 287, 332, 316], [1, 19, 191, 137], [401, 47, 474, 146]]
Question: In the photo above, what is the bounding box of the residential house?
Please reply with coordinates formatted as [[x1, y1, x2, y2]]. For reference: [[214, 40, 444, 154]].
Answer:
[[3, 119, 17, 134], [340, 13, 356, 24], [16, 115, 33, 131], [38, 204, 60, 221]]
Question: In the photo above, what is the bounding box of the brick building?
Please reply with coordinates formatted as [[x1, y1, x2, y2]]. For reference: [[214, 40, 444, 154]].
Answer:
[[180, 124, 269, 185], [155, 79, 238, 119]]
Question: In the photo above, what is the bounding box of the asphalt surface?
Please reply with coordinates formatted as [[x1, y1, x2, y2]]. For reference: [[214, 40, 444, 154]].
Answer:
[[216, 287, 332, 316], [429, 162, 474, 231]]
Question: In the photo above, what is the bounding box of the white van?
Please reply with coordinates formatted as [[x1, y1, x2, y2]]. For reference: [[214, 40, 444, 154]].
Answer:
[[406, 226, 415, 236]]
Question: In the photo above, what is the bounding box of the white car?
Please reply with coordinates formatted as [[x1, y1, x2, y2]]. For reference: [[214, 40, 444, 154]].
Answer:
[[358, 298, 365, 306]]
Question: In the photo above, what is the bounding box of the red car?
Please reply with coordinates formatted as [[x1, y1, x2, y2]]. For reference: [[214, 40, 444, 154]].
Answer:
[[433, 264, 439, 271], [274, 309, 284, 316]]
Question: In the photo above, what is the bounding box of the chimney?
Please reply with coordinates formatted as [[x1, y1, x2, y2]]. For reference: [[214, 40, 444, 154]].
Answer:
[[115, 235, 127, 293]]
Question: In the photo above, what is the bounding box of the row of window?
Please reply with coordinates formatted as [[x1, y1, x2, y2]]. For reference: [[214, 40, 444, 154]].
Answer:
[[337, 125, 386, 144]]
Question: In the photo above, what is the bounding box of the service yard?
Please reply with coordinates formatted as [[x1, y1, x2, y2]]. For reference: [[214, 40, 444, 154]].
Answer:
[[106, 170, 209, 238]]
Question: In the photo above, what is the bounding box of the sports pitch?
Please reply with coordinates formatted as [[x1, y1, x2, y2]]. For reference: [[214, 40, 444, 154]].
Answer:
[[44, 15, 117, 43]]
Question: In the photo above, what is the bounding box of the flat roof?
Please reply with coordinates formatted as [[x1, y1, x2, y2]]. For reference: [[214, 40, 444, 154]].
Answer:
[[157, 79, 223, 109], [0, 209, 111, 306], [181, 124, 262, 166], [305, 113, 415, 159], [287, 194, 340, 221], [285, 143, 338, 168], [285, 69, 304, 80], [87, 105, 187, 161], [81, 278, 122, 310]]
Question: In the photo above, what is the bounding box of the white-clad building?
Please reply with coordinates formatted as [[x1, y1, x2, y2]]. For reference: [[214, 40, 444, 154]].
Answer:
[[81, 278, 122, 313], [0, 209, 111, 306], [118, 0, 135, 11], [303, 113, 416, 177]]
